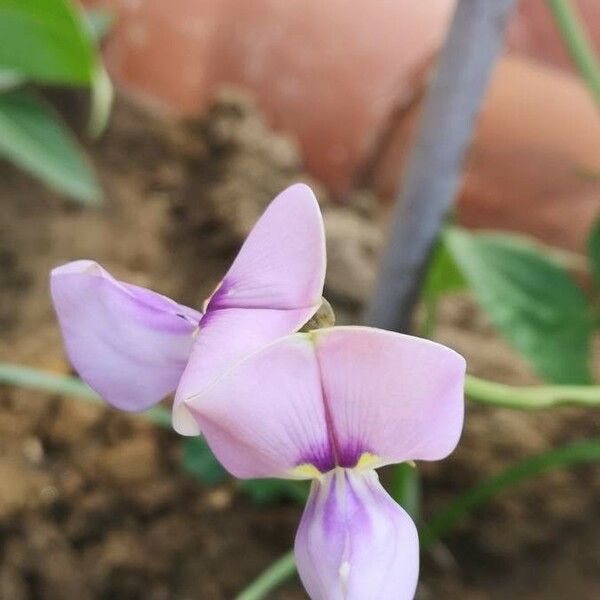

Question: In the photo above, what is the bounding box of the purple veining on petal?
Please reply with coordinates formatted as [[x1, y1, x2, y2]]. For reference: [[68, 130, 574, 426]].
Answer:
[[297, 441, 335, 473], [204, 279, 235, 311], [295, 469, 420, 600], [121, 282, 201, 324], [338, 439, 370, 469], [294, 340, 372, 474], [50, 260, 201, 412], [296, 438, 371, 473]]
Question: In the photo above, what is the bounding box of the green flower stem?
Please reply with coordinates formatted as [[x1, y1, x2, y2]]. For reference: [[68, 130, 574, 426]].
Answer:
[[465, 374, 600, 409], [234, 550, 296, 600], [547, 0, 600, 107], [420, 438, 600, 549], [391, 463, 421, 523], [0, 362, 171, 428]]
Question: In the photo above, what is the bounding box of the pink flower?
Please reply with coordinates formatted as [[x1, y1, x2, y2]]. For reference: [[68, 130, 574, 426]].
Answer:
[[50, 184, 326, 434], [187, 326, 466, 599]]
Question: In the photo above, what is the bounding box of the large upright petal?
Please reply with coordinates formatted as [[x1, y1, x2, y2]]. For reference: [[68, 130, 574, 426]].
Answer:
[[206, 183, 326, 312], [173, 183, 326, 435], [50, 260, 201, 411], [313, 327, 466, 466], [191, 327, 465, 475], [295, 468, 419, 600]]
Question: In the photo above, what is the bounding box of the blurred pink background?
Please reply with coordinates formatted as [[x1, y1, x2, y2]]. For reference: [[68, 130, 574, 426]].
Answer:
[[83, 0, 600, 250]]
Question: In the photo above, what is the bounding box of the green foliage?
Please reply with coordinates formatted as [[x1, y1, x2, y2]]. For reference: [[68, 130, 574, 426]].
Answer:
[[182, 437, 228, 485], [239, 479, 308, 506], [420, 239, 468, 337], [390, 463, 421, 522], [445, 227, 593, 384], [182, 438, 308, 505], [0, 90, 101, 203], [423, 240, 467, 299], [0, 0, 111, 203], [588, 217, 600, 291], [0, 0, 97, 85]]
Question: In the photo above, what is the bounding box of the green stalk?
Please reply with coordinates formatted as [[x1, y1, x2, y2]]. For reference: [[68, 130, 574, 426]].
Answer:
[[420, 438, 600, 549], [547, 0, 600, 107], [0, 362, 171, 427], [234, 550, 296, 600], [465, 374, 600, 409], [391, 463, 421, 523]]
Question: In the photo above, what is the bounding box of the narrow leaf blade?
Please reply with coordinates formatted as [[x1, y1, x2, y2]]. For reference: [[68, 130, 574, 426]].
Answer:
[[446, 227, 592, 384], [0, 0, 96, 85], [0, 90, 101, 204]]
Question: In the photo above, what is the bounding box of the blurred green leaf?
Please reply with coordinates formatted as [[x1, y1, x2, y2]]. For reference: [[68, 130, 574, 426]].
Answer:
[[0, 0, 97, 85], [182, 438, 309, 505], [182, 437, 228, 485], [420, 238, 468, 338], [423, 239, 467, 299], [588, 217, 600, 291], [0, 68, 24, 92], [240, 479, 309, 506], [0, 90, 101, 204], [446, 227, 593, 384]]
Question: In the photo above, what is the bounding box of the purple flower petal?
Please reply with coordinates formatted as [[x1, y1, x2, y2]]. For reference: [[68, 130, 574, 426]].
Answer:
[[190, 327, 465, 477], [313, 326, 466, 466], [173, 183, 326, 435], [295, 468, 419, 600], [206, 183, 326, 312], [179, 332, 329, 467], [50, 260, 201, 411]]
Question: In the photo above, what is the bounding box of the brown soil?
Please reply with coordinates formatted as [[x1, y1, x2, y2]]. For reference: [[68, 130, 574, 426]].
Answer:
[[0, 90, 598, 599]]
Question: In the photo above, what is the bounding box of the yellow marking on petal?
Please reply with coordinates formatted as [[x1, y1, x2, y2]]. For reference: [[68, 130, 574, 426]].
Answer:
[[289, 463, 323, 480], [355, 452, 382, 471]]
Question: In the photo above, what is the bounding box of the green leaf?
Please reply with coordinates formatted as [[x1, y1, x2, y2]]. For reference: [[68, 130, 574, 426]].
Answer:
[[445, 227, 593, 384], [0, 90, 101, 204], [239, 479, 309, 506], [182, 437, 228, 485], [423, 239, 467, 299], [419, 239, 468, 338], [588, 217, 600, 290], [0, 0, 97, 85], [0, 68, 24, 92]]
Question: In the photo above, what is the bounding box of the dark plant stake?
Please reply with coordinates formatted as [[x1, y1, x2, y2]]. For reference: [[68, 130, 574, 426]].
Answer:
[[366, 0, 519, 333]]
